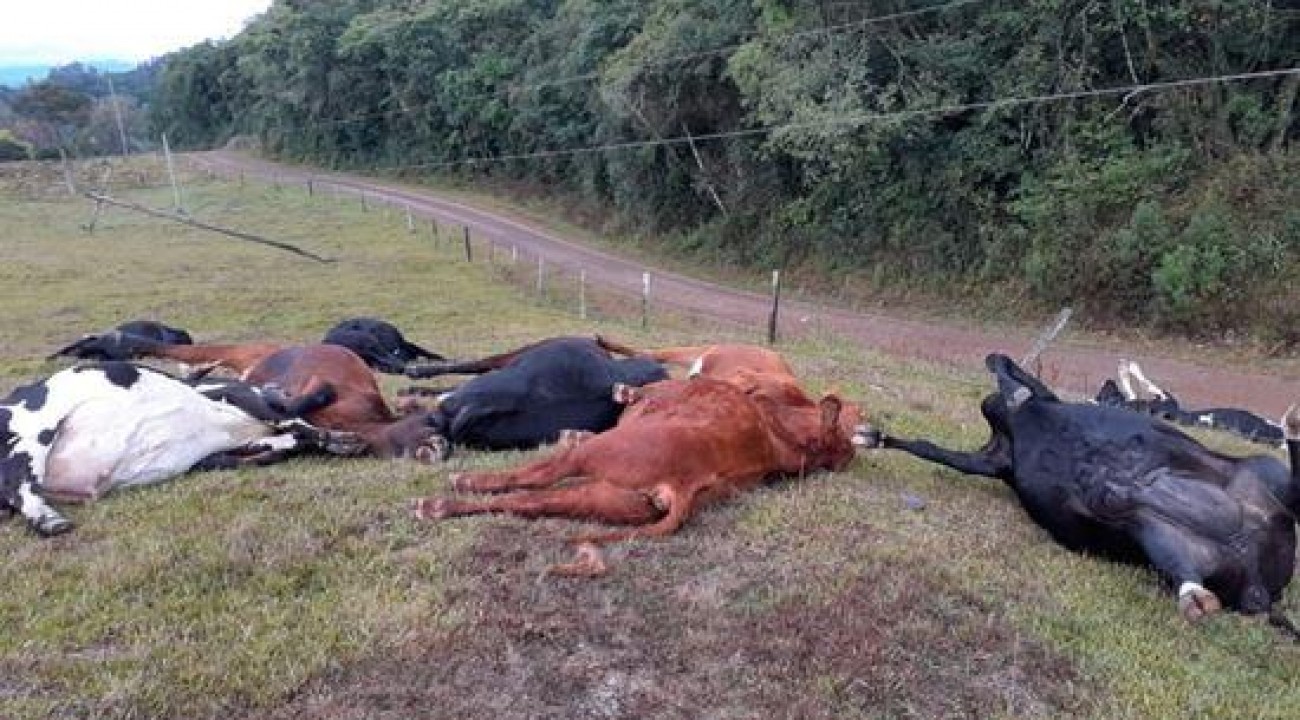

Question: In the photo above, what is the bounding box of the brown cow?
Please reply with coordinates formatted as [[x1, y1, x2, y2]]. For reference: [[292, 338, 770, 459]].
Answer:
[[124, 342, 448, 461], [596, 336, 867, 440], [411, 376, 860, 574]]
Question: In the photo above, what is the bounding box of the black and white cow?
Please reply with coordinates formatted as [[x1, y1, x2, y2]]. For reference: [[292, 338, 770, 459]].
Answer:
[[1, 362, 365, 536], [863, 353, 1300, 629], [48, 320, 194, 361], [407, 336, 668, 450], [323, 317, 444, 375], [1096, 359, 1284, 447]]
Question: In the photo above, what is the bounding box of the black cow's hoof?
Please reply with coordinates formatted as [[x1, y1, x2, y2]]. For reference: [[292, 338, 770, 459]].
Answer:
[[853, 426, 883, 448], [34, 516, 75, 537]]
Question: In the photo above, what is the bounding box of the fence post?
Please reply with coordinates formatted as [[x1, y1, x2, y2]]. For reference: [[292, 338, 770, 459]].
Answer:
[[536, 257, 546, 295], [463, 226, 473, 262], [430, 217, 439, 245], [406, 205, 415, 233], [511, 245, 518, 264], [641, 272, 651, 329], [307, 179, 314, 196], [360, 192, 368, 212], [767, 269, 782, 345]]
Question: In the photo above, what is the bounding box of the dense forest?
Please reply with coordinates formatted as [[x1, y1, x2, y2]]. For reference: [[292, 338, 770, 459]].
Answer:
[[147, 1, 1300, 342]]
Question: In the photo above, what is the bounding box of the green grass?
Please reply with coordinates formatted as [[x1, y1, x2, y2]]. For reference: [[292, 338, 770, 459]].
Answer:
[[1, 158, 1298, 719]]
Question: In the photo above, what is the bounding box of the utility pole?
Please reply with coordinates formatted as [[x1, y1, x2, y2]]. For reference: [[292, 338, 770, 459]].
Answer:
[[161, 133, 183, 213], [106, 75, 130, 156]]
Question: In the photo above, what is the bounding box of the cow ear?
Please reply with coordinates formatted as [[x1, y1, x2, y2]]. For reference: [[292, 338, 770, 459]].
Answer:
[[818, 395, 842, 430]]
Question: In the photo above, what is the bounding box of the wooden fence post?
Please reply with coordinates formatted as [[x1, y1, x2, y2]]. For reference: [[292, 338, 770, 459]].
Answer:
[[641, 272, 651, 329], [463, 226, 472, 262], [536, 256, 546, 295], [406, 205, 415, 233], [767, 269, 782, 345]]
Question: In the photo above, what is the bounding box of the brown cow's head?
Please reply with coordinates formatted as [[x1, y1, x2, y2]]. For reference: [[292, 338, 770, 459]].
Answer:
[[813, 394, 858, 471]]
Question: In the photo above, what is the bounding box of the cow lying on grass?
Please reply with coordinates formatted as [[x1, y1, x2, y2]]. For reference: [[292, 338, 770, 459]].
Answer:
[[595, 337, 868, 440], [403, 336, 667, 450], [48, 319, 193, 361], [121, 341, 450, 462], [1, 362, 364, 536], [323, 317, 444, 375], [863, 353, 1300, 632], [1096, 359, 1283, 447], [412, 376, 861, 575]]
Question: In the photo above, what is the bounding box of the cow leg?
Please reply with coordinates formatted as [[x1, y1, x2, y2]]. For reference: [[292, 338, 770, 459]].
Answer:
[[985, 353, 1058, 405], [449, 449, 585, 493], [411, 479, 663, 526], [1123, 360, 1171, 401], [15, 483, 74, 536], [404, 341, 545, 378], [864, 432, 1008, 479], [1130, 522, 1226, 622]]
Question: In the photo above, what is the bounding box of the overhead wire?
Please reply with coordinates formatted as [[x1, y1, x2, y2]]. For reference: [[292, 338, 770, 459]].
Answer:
[[307, 0, 985, 130], [363, 67, 1300, 171]]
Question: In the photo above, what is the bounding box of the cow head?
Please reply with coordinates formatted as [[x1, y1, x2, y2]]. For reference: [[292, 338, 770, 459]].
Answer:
[[809, 395, 857, 471], [611, 357, 670, 388]]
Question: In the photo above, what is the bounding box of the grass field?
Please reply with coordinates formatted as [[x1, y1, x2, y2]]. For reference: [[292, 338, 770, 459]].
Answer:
[[1, 158, 1298, 719]]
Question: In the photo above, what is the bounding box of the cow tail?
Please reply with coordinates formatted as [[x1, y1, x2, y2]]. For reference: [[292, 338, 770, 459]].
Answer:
[[568, 481, 703, 545]]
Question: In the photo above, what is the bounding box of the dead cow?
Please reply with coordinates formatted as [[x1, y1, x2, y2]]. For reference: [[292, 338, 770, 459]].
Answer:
[[412, 377, 860, 574], [1, 362, 363, 536], [121, 341, 449, 461], [863, 353, 1300, 633]]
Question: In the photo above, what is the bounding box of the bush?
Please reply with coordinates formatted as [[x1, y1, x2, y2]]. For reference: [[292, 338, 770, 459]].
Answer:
[[0, 131, 31, 162]]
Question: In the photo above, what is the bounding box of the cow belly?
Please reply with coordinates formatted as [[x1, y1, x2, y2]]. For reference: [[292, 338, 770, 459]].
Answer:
[[41, 395, 269, 499]]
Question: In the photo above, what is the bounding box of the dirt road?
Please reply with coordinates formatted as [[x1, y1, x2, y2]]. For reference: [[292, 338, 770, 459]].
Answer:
[[191, 150, 1299, 417]]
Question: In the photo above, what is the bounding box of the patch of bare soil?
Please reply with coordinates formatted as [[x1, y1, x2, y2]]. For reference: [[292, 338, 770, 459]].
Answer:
[[247, 512, 1089, 720]]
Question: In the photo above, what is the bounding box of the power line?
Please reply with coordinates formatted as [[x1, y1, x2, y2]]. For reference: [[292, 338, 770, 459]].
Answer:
[[306, 0, 984, 131], [370, 67, 1299, 171]]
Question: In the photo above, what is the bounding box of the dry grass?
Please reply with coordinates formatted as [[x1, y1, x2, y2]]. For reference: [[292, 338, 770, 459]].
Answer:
[[0, 157, 1297, 720]]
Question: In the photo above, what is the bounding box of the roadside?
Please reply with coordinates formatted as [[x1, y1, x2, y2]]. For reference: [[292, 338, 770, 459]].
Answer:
[[189, 150, 1300, 417]]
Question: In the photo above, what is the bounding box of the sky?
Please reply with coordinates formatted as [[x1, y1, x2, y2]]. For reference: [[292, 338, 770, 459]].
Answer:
[[0, 0, 273, 65]]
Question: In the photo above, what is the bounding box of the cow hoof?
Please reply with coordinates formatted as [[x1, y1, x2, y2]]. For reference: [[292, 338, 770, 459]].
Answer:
[[557, 429, 594, 451], [546, 543, 609, 577], [449, 472, 481, 491], [853, 425, 883, 448], [34, 515, 75, 537], [1178, 582, 1222, 623], [410, 497, 452, 520], [612, 383, 641, 405], [414, 437, 452, 464]]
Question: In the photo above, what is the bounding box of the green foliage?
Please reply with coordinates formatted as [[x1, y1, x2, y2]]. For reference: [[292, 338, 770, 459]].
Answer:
[[0, 129, 31, 161], [147, 0, 1300, 341]]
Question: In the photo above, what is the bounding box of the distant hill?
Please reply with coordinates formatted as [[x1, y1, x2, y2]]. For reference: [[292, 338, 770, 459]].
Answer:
[[0, 60, 134, 88]]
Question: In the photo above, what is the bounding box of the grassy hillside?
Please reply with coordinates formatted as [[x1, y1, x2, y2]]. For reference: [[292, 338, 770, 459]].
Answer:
[[1, 158, 1297, 719]]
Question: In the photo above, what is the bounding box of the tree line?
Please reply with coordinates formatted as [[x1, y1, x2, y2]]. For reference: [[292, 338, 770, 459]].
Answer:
[[131, 1, 1300, 343], [0, 61, 160, 160]]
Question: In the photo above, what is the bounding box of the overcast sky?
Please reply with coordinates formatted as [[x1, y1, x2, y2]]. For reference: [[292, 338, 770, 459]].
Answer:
[[0, 0, 273, 65]]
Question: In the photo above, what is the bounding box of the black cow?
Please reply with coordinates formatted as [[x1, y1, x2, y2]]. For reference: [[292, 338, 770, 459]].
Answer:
[[322, 317, 444, 375], [864, 353, 1300, 629], [409, 336, 668, 450], [48, 320, 193, 361], [1096, 360, 1283, 447], [1, 362, 365, 536]]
